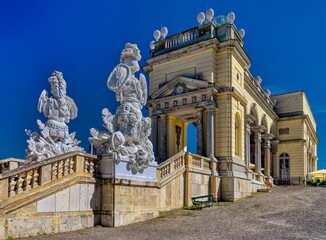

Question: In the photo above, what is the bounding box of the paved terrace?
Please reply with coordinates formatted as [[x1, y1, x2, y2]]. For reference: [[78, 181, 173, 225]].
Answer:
[[21, 186, 326, 240]]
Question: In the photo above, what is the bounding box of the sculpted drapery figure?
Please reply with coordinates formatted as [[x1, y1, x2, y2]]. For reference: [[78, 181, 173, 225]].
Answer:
[[89, 43, 155, 171], [25, 71, 83, 163]]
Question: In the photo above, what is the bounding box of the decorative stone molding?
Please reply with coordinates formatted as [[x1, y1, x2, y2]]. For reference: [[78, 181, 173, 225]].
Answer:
[[25, 71, 83, 164]]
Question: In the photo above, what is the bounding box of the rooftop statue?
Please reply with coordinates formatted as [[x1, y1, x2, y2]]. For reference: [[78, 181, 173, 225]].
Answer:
[[25, 71, 83, 163], [89, 43, 155, 172]]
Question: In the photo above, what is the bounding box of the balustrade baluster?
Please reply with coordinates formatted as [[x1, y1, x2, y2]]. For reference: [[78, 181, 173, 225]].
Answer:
[[32, 169, 39, 188], [89, 161, 95, 175], [25, 171, 32, 191], [17, 174, 24, 194], [9, 176, 17, 197], [85, 159, 90, 173], [58, 160, 64, 178], [64, 158, 69, 176], [52, 162, 58, 180]]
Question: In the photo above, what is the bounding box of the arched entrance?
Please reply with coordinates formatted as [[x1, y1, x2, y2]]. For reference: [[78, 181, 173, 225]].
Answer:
[[148, 76, 218, 163]]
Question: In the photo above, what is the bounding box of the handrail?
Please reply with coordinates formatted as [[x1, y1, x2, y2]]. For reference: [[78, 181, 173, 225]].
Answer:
[[0, 151, 98, 200], [0, 158, 25, 174], [188, 153, 211, 171], [157, 152, 186, 181], [0, 151, 96, 179]]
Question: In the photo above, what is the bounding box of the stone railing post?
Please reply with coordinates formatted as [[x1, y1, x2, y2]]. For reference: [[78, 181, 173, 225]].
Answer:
[[0, 178, 9, 201], [40, 164, 52, 185], [209, 158, 219, 200], [74, 155, 85, 173], [184, 152, 192, 207]]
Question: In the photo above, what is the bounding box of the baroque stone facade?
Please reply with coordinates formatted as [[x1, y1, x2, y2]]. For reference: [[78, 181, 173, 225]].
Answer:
[[144, 11, 319, 197]]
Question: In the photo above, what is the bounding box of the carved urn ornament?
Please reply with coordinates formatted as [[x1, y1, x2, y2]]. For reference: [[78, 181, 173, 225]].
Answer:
[[89, 43, 155, 172], [25, 71, 83, 164]]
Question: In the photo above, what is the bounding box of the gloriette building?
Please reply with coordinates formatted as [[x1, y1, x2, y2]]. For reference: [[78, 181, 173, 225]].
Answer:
[[144, 12, 318, 199]]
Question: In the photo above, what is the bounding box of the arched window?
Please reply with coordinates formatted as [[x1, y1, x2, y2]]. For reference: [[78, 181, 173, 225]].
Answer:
[[235, 113, 241, 157], [279, 153, 290, 179]]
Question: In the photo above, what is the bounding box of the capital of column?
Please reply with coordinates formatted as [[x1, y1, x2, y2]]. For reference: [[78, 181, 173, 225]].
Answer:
[[160, 113, 167, 119], [262, 133, 274, 148], [254, 132, 262, 142], [251, 125, 266, 134], [245, 114, 256, 125]]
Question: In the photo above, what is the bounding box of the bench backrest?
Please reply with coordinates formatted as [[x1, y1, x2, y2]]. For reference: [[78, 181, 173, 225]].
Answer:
[[192, 194, 213, 200]]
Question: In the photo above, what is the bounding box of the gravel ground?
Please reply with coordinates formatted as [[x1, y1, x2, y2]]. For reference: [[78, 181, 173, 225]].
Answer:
[[21, 186, 326, 240]]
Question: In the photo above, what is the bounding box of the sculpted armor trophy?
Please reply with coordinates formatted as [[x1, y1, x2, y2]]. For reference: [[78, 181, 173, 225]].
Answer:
[[89, 43, 155, 172], [25, 71, 83, 163]]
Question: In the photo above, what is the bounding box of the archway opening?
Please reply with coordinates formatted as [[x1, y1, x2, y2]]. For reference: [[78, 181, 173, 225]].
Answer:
[[187, 123, 197, 154]]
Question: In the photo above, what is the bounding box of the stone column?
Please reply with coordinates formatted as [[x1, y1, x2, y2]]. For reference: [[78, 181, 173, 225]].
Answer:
[[252, 126, 266, 176], [262, 134, 273, 177], [197, 110, 203, 155], [245, 123, 251, 170], [160, 114, 167, 161], [151, 115, 158, 160], [271, 140, 279, 178], [166, 116, 175, 158], [254, 131, 262, 174], [206, 106, 215, 158]]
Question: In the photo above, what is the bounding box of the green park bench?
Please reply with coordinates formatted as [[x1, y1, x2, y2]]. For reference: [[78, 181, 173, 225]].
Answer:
[[191, 194, 219, 210]]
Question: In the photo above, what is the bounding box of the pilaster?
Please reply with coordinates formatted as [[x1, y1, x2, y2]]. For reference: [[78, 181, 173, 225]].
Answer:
[[151, 115, 158, 160], [159, 114, 167, 161], [205, 106, 215, 159], [197, 110, 204, 155]]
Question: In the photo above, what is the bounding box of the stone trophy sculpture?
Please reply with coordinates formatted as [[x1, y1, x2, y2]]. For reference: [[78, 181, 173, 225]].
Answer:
[[89, 43, 155, 173], [25, 71, 83, 163]]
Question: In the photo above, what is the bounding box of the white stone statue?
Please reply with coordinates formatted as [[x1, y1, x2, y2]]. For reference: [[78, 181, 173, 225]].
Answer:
[[89, 43, 155, 171], [25, 71, 83, 164]]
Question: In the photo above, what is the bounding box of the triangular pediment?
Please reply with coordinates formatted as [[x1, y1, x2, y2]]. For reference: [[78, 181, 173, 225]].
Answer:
[[150, 76, 209, 101]]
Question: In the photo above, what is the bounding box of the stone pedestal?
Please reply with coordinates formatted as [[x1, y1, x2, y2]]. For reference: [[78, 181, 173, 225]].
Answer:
[[100, 154, 157, 182]]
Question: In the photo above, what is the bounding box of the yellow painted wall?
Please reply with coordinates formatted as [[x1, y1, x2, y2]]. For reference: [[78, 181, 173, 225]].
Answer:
[[276, 142, 305, 177], [150, 49, 217, 94]]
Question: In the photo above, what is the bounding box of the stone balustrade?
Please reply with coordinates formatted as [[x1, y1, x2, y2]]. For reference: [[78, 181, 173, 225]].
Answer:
[[157, 152, 185, 180], [152, 23, 214, 56], [0, 152, 97, 201], [188, 153, 211, 171], [0, 158, 25, 174], [157, 152, 214, 185]]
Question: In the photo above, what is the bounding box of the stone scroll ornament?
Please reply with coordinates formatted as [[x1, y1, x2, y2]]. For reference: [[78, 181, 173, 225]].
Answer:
[[25, 71, 83, 164], [89, 43, 155, 172]]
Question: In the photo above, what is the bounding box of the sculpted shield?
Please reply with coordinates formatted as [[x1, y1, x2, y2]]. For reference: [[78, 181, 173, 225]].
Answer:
[[107, 63, 131, 91]]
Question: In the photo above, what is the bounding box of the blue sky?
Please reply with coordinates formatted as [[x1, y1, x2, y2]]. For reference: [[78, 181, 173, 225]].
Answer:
[[0, 0, 325, 169]]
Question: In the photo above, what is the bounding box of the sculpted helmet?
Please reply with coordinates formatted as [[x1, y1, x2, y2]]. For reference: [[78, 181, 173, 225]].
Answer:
[[120, 43, 141, 62]]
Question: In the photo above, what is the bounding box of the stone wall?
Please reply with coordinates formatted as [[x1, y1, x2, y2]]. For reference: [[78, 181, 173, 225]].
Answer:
[[0, 151, 268, 239], [0, 152, 99, 240]]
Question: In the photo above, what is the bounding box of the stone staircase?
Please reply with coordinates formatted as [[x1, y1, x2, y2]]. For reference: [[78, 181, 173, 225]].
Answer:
[[0, 152, 98, 239]]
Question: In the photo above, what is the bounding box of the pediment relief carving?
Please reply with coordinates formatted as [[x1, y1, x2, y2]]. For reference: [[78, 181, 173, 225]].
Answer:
[[150, 76, 209, 101]]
